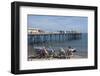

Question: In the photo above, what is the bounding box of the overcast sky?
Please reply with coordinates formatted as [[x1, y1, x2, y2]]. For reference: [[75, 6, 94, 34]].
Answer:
[[28, 15, 88, 33]]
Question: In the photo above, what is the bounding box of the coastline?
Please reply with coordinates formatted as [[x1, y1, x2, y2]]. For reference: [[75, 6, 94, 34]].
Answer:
[[28, 53, 86, 61], [28, 44, 87, 61]]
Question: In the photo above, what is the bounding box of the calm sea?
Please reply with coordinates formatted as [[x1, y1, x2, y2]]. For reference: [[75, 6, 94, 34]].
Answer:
[[29, 33, 88, 58]]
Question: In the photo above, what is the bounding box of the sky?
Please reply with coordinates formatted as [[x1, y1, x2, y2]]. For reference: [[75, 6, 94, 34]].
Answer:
[[27, 15, 88, 33]]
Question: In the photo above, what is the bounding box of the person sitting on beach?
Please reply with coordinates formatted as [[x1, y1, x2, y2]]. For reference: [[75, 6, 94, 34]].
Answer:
[[59, 48, 66, 58], [37, 47, 48, 58], [43, 47, 49, 58], [66, 46, 73, 59], [47, 47, 55, 58]]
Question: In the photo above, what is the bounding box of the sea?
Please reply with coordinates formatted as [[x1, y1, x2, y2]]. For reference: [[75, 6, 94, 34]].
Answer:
[[28, 33, 88, 58]]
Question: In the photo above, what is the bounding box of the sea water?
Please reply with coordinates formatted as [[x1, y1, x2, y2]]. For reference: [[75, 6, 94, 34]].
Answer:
[[29, 33, 88, 58]]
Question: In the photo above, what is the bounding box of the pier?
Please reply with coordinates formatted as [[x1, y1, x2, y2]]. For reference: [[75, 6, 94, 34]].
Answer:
[[28, 32, 82, 44]]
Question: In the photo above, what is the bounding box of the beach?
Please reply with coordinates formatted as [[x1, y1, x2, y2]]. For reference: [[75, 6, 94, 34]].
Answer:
[[28, 44, 87, 61], [28, 53, 85, 61]]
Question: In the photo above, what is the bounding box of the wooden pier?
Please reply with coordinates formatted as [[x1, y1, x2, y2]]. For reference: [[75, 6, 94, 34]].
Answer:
[[28, 32, 82, 44]]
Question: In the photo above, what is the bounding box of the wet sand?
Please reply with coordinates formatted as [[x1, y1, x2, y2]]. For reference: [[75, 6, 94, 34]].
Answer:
[[28, 54, 85, 61]]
